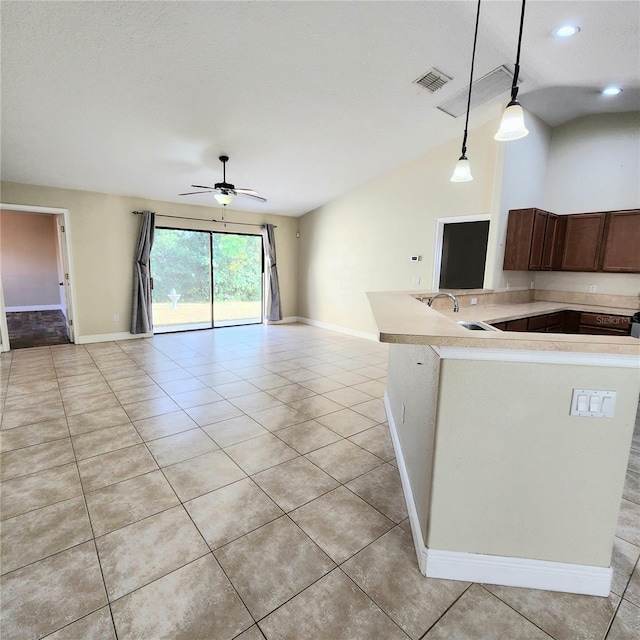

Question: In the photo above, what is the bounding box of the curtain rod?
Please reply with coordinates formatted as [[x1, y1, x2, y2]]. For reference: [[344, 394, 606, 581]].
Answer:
[[132, 211, 275, 228]]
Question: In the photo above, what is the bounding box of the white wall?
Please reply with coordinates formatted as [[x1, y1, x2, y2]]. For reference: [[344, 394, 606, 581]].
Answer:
[[535, 111, 640, 296]]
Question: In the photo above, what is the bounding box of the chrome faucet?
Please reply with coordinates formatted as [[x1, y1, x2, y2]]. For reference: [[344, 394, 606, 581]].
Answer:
[[427, 292, 459, 312]]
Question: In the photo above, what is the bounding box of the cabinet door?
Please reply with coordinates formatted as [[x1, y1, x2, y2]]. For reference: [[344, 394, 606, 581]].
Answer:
[[560, 213, 606, 271], [505, 318, 529, 332], [503, 209, 549, 271], [541, 215, 566, 270], [600, 210, 640, 272], [528, 210, 548, 270]]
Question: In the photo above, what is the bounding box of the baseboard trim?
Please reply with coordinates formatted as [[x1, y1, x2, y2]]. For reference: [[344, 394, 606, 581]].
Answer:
[[384, 392, 429, 574], [266, 316, 298, 324], [298, 317, 378, 341], [426, 549, 612, 597], [6, 304, 63, 312], [384, 392, 612, 597], [76, 331, 153, 344]]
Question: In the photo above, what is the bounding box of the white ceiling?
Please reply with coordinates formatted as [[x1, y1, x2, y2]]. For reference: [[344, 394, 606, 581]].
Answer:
[[2, 1, 638, 216]]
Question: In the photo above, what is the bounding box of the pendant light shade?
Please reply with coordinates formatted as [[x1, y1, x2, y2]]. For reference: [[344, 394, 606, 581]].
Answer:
[[450, 0, 482, 183], [496, 0, 529, 141], [450, 156, 473, 182], [494, 100, 529, 141], [214, 192, 234, 206]]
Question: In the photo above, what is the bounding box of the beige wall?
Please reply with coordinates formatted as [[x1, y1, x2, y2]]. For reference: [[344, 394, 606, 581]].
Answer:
[[298, 118, 501, 335], [428, 358, 639, 567], [0, 209, 60, 307], [0, 182, 298, 339]]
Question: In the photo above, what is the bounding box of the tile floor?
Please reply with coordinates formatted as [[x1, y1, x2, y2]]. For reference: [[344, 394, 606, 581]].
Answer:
[[0, 323, 638, 639]]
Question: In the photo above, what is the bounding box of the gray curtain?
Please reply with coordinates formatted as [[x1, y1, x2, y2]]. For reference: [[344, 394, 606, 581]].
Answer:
[[263, 224, 282, 321], [130, 210, 156, 334]]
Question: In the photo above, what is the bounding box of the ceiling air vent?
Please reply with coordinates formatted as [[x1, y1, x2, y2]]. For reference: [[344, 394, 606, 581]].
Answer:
[[414, 68, 452, 93], [437, 65, 516, 118]]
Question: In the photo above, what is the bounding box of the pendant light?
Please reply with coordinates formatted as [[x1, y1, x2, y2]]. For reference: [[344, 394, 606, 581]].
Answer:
[[451, 0, 482, 182], [495, 0, 529, 141]]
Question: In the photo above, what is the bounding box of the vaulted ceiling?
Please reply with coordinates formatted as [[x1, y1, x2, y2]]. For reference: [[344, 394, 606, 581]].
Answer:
[[2, 1, 638, 216]]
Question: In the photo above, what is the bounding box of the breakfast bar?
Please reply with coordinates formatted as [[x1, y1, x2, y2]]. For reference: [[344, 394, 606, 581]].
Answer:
[[368, 291, 640, 597]]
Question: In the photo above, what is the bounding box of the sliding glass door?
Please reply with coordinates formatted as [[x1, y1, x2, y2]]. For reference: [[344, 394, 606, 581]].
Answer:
[[151, 228, 263, 333]]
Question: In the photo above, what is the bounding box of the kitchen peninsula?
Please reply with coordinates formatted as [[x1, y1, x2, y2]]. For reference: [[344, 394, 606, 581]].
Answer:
[[368, 290, 640, 597]]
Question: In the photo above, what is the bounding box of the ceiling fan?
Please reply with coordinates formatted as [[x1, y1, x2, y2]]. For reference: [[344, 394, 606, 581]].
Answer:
[[179, 155, 267, 205]]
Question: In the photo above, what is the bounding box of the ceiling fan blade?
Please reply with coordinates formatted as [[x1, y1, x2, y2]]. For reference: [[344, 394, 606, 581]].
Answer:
[[191, 184, 217, 190], [179, 190, 213, 196], [237, 191, 267, 203]]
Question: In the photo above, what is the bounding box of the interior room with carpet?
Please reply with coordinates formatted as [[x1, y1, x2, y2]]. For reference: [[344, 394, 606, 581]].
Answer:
[[1, 2, 639, 639]]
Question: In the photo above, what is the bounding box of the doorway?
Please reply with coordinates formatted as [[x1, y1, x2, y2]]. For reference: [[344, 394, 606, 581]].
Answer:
[[150, 228, 263, 333], [0, 205, 76, 350], [433, 215, 490, 290]]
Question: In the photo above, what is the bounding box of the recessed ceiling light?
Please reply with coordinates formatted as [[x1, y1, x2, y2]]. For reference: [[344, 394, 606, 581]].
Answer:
[[602, 86, 623, 96], [554, 25, 580, 37]]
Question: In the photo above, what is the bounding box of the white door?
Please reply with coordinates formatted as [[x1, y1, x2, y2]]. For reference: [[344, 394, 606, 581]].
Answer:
[[55, 216, 74, 342]]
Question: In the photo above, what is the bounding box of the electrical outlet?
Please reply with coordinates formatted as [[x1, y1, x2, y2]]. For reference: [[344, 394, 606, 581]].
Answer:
[[412, 277, 421, 286], [113, 314, 120, 321], [471, 297, 478, 305], [401, 403, 406, 423], [588, 284, 597, 293]]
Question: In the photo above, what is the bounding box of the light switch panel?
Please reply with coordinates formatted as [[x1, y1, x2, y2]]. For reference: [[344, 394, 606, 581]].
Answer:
[[571, 389, 616, 418]]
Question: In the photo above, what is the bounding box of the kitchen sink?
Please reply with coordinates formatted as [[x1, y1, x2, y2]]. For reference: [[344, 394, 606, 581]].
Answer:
[[456, 321, 497, 331]]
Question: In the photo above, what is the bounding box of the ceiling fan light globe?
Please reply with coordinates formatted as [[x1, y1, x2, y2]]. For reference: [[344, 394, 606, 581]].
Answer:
[[450, 157, 473, 182], [495, 102, 529, 141], [214, 193, 235, 206]]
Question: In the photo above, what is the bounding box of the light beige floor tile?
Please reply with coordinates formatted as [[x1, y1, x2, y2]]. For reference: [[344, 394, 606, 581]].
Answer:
[[0, 462, 83, 520], [202, 414, 269, 448], [1, 401, 65, 429], [259, 568, 408, 640], [104, 374, 156, 392], [150, 367, 194, 384], [185, 477, 283, 549], [298, 376, 346, 394], [350, 398, 387, 423], [95, 505, 209, 600], [351, 379, 387, 398], [275, 419, 342, 454], [249, 404, 309, 431], [346, 463, 408, 523], [224, 433, 298, 475], [43, 606, 116, 640], [323, 387, 373, 407], [57, 372, 105, 390], [290, 486, 394, 564], [197, 370, 242, 386], [146, 428, 218, 467], [628, 449, 640, 475], [163, 449, 246, 501], [625, 560, 640, 607], [289, 395, 344, 419], [64, 392, 121, 416], [348, 423, 395, 460], [1, 496, 93, 575], [0, 417, 69, 452], [85, 470, 180, 536], [249, 373, 290, 390], [215, 516, 335, 619], [618, 499, 640, 546], [352, 365, 387, 379], [66, 406, 131, 436], [186, 400, 243, 426], [267, 383, 317, 403], [157, 376, 206, 395], [170, 387, 224, 409], [213, 380, 261, 399], [111, 555, 252, 640], [114, 384, 167, 405], [230, 391, 283, 413], [78, 444, 158, 492], [122, 395, 180, 421], [133, 409, 199, 441], [424, 584, 549, 639], [328, 371, 370, 386], [0, 437, 75, 480], [281, 368, 322, 383], [624, 470, 640, 504], [306, 439, 383, 483], [343, 526, 468, 639], [611, 537, 640, 597], [60, 381, 112, 401], [316, 408, 377, 437], [607, 599, 640, 640], [485, 582, 619, 640], [72, 424, 141, 460], [6, 377, 59, 398], [253, 457, 339, 512], [0, 541, 108, 640], [3, 389, 62, 411], [234, 626, 264, 640]]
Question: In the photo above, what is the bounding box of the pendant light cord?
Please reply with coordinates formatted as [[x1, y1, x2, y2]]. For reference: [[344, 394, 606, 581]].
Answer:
[[510, 0, 527, 102], [461, 0, 482, 156]]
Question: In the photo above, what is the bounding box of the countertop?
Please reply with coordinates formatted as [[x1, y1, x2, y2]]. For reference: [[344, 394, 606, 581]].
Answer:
[[367, 292, 640, 355]]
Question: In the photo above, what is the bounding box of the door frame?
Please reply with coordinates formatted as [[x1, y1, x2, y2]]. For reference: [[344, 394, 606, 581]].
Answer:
[[0, 204, 77, 351], [432, 214, 491, 291]]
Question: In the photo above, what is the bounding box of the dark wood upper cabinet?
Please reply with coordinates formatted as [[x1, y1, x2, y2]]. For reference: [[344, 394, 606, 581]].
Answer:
[[541, 214, 566, 271], [560, 213, 606, 271], [599, 210, 640, 272], [503, 208, 554, 271]]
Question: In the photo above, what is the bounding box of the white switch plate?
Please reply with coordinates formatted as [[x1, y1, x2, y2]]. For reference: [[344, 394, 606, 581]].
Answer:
[[471, 297, 478, 305], [588, 284, 597, 293], [570, 389, 616, 418]]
